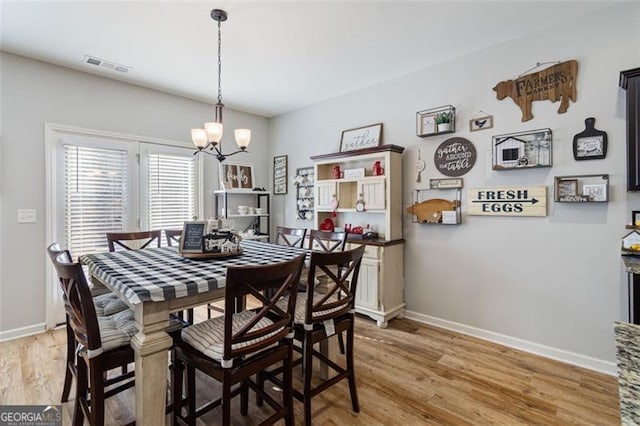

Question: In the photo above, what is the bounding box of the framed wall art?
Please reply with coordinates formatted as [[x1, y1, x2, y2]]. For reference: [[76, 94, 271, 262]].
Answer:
[[417, 112, 436, 136], [219, 162, 254, 191], [557, 179, 578, 198], [492, 128, 552, 170], [573, 117, 607, 160], [339, 123, 382, 152], [583, 183, 607, 202], [469, 113, 494, 132], [273, 155, 288, 195]]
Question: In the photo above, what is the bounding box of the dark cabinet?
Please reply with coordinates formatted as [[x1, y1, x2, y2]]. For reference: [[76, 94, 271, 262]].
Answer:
[[620, 67, 640, 191]]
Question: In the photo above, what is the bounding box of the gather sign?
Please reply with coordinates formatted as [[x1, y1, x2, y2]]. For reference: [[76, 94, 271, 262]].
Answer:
[[433, 137, 476, 177]]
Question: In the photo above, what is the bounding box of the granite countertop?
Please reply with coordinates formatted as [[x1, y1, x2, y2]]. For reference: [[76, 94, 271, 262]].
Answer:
[[622, 255, 640, 274], [614, 321, 640, 424]]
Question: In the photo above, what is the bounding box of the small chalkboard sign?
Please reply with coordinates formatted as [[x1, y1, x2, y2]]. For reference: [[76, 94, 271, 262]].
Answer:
[[180, 221, 206, 253]]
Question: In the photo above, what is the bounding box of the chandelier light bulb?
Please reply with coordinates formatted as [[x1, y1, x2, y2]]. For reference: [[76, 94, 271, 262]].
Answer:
[[204, 122, 224, 144], [191, 129, 208, 148], [234, 129, 251, 149]]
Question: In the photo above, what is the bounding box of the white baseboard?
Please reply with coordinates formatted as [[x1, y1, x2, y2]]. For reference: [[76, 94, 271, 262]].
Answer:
[[404, 310, 617, 376], [0, 323, 46, 342]]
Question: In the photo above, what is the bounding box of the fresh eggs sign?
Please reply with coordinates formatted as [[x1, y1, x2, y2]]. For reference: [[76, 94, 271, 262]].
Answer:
[[467, 186, 547, 217]]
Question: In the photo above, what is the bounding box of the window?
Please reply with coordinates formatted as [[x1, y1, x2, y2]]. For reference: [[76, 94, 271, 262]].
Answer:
[[502, 148, 519, 162], [56, 135, 200, 257], [63, 144, 130, 257], [140, 143, 200, 241]]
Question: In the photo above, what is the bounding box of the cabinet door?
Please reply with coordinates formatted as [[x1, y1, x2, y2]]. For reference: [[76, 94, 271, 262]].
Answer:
[[316, 181, 337, 210], [355, 259, 379, 311], [359, 177, 386, 210]]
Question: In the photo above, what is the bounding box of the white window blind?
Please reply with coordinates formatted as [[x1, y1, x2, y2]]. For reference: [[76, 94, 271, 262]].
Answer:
[[146, 153, 198, 231], [64, 144, 128, 256]]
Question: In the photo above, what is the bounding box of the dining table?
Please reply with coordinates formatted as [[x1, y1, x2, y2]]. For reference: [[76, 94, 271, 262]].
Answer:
[[80, 239, 315, 426]]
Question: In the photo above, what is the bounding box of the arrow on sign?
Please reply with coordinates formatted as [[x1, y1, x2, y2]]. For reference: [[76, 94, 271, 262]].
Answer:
[[472, 198, 539, 204]]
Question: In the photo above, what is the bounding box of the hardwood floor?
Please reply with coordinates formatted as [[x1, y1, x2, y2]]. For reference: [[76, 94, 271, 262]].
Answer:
[[0, 309, 620, 425]]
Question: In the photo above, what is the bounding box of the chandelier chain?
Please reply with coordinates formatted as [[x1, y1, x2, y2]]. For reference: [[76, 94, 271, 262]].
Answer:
[[217, 18, 222, 104]]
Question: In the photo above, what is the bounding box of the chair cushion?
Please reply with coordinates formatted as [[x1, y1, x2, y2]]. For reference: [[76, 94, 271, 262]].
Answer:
[[93, 292, 129, 317], [98, 309, 138, 352], [181, 310, 278, 362], [279, 293, 343, 325]]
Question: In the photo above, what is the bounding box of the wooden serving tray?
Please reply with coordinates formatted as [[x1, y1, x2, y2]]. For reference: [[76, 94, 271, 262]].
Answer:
[[179, 248, 243, 260]]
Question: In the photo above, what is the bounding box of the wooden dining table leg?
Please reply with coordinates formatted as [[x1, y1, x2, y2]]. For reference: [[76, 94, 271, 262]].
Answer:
[[130, 303, 173, 426], [319, 334, 338, 379]]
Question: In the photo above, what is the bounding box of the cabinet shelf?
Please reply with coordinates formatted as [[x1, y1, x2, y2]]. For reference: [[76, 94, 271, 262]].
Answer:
[[416, 105, 456, 138], [410, 184, 462, 225], [554, 174, 609, 203], [295, 167, 314, 221], [214, 191, 270, 238]]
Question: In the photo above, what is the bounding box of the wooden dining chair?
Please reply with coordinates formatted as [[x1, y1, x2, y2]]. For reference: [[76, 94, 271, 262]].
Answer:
[[307, 229, 349, 353], [107, 230, 194, 324], [165, 229, 183, 247], [106, 230, 162, 252], [307, 229, 348, 252], [50, 247, 138, 426], [263, 245, 365, 426], [47, 243, 130, 404], [171, 254, 305, 426], [275, 226, 307, 248]]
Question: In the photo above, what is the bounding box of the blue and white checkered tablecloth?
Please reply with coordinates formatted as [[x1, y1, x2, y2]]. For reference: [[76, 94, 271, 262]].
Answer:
[[80, 240, 309, 305]]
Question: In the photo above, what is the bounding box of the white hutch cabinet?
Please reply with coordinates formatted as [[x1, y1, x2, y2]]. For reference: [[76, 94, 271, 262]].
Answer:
[[310, 145, 405, 328]]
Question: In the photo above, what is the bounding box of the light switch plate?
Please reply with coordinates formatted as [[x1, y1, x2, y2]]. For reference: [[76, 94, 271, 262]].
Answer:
[[17, 209, 37, 223]]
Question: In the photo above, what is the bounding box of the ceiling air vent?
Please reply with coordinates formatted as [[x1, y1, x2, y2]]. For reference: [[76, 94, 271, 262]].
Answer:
[[83, 55, 132, 74]]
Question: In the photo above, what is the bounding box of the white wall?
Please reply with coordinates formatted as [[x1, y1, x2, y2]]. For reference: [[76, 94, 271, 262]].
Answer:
[[270, 2, 640, 366], [0, 52, 269, 333]]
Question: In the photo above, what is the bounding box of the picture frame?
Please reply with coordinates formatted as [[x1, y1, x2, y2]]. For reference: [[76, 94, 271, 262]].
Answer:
[[574, 135, 606, 160], [633, 211, 640, 227], [557, 179, 578, 198], [417, 113, 436, 136], [492, 128, 552, 171], [273, 155, 288, 195], [340, 123, 382, 152], [469, 114, 494, 132], [582, 183, 607, 201], [573, 117, 608, 161], [179, 221, 206, 253], [219, 162, 254, 191]]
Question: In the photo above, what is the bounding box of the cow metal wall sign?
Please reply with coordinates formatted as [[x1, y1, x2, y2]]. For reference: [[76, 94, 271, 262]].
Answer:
[[434, 137, 476, 177], [493, 60, 578, 122], [468, 186, 547, 217]]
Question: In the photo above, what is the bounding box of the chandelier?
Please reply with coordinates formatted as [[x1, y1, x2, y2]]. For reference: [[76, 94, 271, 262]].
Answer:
[[191, 9, 251, 162]]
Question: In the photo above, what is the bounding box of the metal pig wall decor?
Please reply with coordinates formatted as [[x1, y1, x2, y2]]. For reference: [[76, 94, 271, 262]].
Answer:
[[493, 60, 578, 122]]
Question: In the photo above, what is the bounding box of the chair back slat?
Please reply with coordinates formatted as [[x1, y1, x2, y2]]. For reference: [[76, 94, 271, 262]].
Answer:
[[165, 229, 183, 247], [275, 226, 307, 248], [308, 229, 347, 252], [106, 230, 162, 252], [305, 245, 365, 325], [47, 244, 102, 352], [223, 254, 305, 360]]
